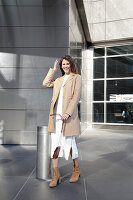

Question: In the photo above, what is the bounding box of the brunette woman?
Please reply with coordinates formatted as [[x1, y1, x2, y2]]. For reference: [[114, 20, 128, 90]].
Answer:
[[43, 55, 82, 187]]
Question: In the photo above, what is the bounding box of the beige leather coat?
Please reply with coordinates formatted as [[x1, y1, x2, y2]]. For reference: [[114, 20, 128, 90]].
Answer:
[[42, 68, 82, 136]]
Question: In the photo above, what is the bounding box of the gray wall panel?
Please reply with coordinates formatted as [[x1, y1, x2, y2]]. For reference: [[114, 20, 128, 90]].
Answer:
[[25, 110, 50, 130], [0, 27, 69, 47], [0, 90, 26, 109], [0, 67, 61, 88], [0, 51, 68, 68], [0, 0, 43, 5], [0, 0, 69, 144], [0, 0, 68, 6], [0, 89, 52, 109], [0, 47, 69, 57], [0, 109, 50, 131], [0, 110, 26, 130], [3, 130, 37, 144], [0, 5, 69, 26]]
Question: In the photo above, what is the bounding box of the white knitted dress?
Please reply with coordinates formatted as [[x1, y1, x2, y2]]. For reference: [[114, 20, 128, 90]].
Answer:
[[51, 74, 79, 160]]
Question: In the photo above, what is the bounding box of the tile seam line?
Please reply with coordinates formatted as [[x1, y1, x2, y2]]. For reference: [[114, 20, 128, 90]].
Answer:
[[0, 26, 69, 27], [92, 17, 133, 24], [12, 166, 36, 200], [83, 178, 88, 200], [0, 5, 69, 7], [79, 143, 88, 200], [0, 47, 70, 48]]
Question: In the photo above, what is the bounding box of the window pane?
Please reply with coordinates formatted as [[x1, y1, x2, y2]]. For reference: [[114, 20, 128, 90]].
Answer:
[[107, 45, 133, 56], [94, 58, 104, 78], [93, 80, 104, 101], [74, 58, 81, 74], [70, 48, 82, 57], [107, 56, 133, 78], [107, 103, 133, 124], [107, 79, 133, 101], [94, 48, 105, 57], [93, 103, 104, 122]]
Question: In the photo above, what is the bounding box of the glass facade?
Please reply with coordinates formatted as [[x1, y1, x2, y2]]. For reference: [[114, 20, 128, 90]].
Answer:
[[93, 44, 133, 124], [93, 103, 104, 122], [94, 58, 104, 78], [70, 46, 82, 120], [107, 56, 133, 78], [93, 80, 104, 101]]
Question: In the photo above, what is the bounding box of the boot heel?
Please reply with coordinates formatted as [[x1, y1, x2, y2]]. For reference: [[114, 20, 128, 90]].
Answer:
[[58, 177, 61, 184]]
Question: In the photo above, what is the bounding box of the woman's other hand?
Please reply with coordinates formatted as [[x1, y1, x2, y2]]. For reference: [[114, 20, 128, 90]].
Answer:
[[53, 59, 58, 71], [61, 113, 70, 121]]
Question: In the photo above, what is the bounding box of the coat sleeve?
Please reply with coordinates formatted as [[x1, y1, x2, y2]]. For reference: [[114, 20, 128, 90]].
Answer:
[[42, 68, 56, 88], [65, 75, 82, 116]]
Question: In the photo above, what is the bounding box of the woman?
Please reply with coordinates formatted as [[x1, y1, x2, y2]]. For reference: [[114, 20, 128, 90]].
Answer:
[[43, 55, 82, 187]]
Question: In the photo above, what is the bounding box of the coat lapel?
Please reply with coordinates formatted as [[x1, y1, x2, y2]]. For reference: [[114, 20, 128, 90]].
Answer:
[[53, 73, 75, 106], [63, 73, 75, 87], [58, 75, 64, 89], [53, 76, 64, 105]]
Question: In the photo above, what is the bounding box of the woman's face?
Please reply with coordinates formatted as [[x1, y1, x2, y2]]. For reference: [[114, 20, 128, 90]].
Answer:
[[61, 59, 71, 75]]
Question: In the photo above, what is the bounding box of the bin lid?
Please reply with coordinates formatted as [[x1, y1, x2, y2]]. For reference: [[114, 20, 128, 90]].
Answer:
[[37, 126, 48, 134]]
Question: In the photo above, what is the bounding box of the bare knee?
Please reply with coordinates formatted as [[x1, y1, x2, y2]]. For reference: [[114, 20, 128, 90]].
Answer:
[[53, 147, 60, 159]]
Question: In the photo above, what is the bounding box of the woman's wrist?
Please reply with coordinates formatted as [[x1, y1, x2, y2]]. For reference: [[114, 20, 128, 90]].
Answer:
[[53, 68, 57, 71], [65, 113, 70, 117], [61, 113, 70, 121]]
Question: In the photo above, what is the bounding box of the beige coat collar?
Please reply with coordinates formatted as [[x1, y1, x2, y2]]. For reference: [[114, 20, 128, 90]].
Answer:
[[60, 72, 75, 87]]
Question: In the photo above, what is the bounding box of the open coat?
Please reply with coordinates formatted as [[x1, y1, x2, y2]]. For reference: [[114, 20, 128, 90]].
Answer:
[[43, 68, 82, 136]]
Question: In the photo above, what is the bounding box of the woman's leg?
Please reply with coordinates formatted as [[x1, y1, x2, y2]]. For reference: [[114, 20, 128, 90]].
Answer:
[[73, 157, 79, 167], [70, 147, 79, 166], [69, 147, 81, 183], [52, 158, 59, 168], [52, 146, 60, 167], [49, 147, 61, 188]]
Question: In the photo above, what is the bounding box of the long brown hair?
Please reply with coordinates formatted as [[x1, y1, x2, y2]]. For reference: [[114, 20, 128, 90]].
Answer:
[[59, 55, 78, 76]]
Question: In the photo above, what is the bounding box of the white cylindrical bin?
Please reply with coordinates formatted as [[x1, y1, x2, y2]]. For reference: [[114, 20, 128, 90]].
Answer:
[[36, 126, 51, 180]]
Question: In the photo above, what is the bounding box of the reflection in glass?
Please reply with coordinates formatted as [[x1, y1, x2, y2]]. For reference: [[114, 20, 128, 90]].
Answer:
[[74, 58, 81, 74], [93, 103, 104, 122], [93, 80, 104, 101], [94, 48, 105, 57], [107, 56, 133, 78], [107, 103, 133, 124], [107, 45, 133, 56], [94, 58, 104, 78], [70, 48, 82, 57], [70, 47, 82, 74], [107, 79, 133, 101]]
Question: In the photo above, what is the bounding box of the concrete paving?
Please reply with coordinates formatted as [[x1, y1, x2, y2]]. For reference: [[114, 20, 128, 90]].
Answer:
[[0, 128, 133, 200]]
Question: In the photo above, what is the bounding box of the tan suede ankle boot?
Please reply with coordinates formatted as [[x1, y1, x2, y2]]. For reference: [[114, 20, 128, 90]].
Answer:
[[69, 165, 81, 183], [49, 167, 61, 188]]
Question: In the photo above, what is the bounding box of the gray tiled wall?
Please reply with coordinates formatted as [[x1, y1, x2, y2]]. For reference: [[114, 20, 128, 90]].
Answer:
[[0, 0, 69, 144]]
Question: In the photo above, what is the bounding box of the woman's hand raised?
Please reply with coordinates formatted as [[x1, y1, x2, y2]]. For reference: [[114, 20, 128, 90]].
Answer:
[[53, 59, 59, 71]]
